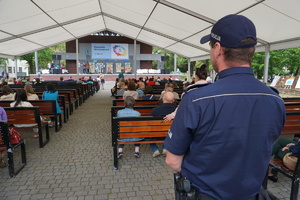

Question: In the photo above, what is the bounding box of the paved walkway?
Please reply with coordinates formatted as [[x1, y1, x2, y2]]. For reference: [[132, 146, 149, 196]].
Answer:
[[0, 82, 298, 200]]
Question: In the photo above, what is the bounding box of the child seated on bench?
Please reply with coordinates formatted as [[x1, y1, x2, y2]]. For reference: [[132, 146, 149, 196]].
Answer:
[[117, 96, 143, 158]]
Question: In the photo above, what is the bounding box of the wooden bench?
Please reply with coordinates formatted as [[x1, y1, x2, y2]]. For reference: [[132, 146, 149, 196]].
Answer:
[[111, 106, 155, 118], [264, 111, 300, 200], [112, 99, 181, 106], [283, 97, 300, 103], [112, 116, 172, 170], [0, 100, 62, 132], [4, 107, 50, 148], [29, 100, 62, 132], [114, 95, 161, 100], [0, 120, 26, 178]]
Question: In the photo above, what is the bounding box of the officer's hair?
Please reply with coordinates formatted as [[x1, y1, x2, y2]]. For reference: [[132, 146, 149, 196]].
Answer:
[[124, 96, 135, 108], [211, 38, 255, 66]]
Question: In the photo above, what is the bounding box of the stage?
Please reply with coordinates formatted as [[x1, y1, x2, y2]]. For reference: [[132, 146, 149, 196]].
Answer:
[[29, 74, 181, 82]]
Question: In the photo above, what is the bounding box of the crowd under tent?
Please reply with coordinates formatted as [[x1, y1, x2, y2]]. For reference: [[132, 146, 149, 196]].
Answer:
[[1, 0, 300, 82]]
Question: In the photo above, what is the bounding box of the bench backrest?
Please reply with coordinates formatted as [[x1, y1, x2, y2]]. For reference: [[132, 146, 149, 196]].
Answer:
[[112, 116, 172, 142], [4, 107, 41, 128], [285, 103, 300, 112], [0, 100, 58, 115], [112, 99, 159, 106], [281, 112, 300, 135], [283, 98, 300, 103], [111, 106, 156, 118]]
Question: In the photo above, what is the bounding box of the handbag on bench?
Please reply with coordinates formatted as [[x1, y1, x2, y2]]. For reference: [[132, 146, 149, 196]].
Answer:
[[283, 152, 297, 171], [10, 128, 22, 145]]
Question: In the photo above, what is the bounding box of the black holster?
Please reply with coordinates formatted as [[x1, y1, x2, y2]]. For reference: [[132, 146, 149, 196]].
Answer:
[[174, 173, 199, 200]]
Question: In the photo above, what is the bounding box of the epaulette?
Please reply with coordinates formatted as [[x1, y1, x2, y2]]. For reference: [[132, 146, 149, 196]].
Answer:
[[184, 83, 210, 93]]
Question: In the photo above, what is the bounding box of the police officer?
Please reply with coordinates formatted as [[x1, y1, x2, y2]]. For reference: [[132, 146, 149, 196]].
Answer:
[[164, 14, 285, 200]]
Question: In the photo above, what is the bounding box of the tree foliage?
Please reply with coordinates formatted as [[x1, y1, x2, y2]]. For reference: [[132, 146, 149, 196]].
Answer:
[[0, 58, 8, 66], [19, 43, 66, 74], [153, 46, 300, 80]]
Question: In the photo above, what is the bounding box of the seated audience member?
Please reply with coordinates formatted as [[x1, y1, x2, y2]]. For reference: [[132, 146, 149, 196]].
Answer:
[[116, 82, 127, 96], [164, 65, 209, 122], [34, 78, 42, 85], [172, 81, 179, 89], [86, 76, 93, 82], [110, 78, 119, 97], [146, 78, 156, 85], [160, 86, 179, 100], [25, 78, 32, 85], [57, 77, 66, 85], [0, 85, 15, 100], [0, 78, 6, 86], [10, 89, 39, 138], [42, 83, 62, 127], [15, 78, 23, 85], [123, 81, 138, 99], [142, 85, 157, 100], [117, 96, 143, 158], [7, 78, 15, 85], [24, 85, 39, 100], [136, 84, 144, 97], [0, 106, 7, 167], [137, 77, 145, 90], [268, 138, 300, 182], [67, 76, 75, 81], [77, 78, 84, 84], [150, 92, 177, 157], [12, 77, 17, 84]]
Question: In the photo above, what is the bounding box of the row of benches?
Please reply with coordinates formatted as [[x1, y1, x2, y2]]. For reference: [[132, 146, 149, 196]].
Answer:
[[0, 83, 97, 178]]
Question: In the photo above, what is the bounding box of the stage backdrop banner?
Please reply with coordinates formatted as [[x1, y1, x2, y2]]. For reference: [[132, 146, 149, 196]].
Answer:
[[92, 43, 110, 59], [111, 44, 129, 59]]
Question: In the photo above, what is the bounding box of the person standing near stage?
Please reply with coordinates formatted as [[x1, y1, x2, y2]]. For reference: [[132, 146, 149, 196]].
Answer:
[[118, 69, 125, 79], [164, 14, 285, 199]]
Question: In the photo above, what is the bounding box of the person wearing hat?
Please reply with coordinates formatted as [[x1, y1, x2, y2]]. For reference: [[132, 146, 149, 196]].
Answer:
[[164, 14, 285, 200]]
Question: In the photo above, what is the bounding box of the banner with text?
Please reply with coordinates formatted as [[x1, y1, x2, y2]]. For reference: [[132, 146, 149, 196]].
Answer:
[[91, 43, 129, 59]]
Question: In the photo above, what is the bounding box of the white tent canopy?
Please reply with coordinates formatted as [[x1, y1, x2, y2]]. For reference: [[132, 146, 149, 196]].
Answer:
[[1, 0, 300, 62]]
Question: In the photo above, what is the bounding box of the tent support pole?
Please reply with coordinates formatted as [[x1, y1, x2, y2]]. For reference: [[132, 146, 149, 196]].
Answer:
[[263, 45, 270, 84], [76, 38, 79, 80]]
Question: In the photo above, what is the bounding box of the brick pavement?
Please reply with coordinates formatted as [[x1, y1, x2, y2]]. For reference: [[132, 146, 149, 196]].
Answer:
[[0, 82, 298, 200]]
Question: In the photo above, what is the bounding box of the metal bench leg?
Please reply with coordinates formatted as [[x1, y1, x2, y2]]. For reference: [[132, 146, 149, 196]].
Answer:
[[113, 145, 118, 170]]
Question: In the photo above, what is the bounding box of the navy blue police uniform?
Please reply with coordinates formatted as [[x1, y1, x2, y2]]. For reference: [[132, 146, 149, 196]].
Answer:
[[164, 67, 285, 200]]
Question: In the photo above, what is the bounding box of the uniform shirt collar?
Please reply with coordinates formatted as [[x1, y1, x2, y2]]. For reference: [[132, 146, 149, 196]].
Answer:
[[217, 67, 254, 79]]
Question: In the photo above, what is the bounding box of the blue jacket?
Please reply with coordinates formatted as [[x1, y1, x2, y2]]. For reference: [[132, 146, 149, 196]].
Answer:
[[42, 91, 62, 114]]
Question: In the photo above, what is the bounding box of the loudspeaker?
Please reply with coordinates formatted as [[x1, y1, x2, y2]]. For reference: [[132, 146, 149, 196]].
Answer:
[[57, 55, 61, 60], [161, 56, 165, 62], [52, 55, 56, 60]]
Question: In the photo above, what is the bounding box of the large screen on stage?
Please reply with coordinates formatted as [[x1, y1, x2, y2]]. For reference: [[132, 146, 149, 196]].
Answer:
[[91, 43, 129, 59]]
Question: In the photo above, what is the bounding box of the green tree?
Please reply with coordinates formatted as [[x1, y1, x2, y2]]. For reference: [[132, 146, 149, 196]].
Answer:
[[0, 58, 8, 66], [19, 43, 66, 74]]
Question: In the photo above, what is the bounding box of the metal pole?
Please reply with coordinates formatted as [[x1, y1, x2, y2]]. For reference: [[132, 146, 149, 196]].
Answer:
[[35, 51, 38, 75], [187, 59, 191, 81], [174, 54, 177, 74], [134, 39, 137, 80], [76, 39, 79, 80], [14, 57, 17, 78], [263, 45, 270, 84]]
